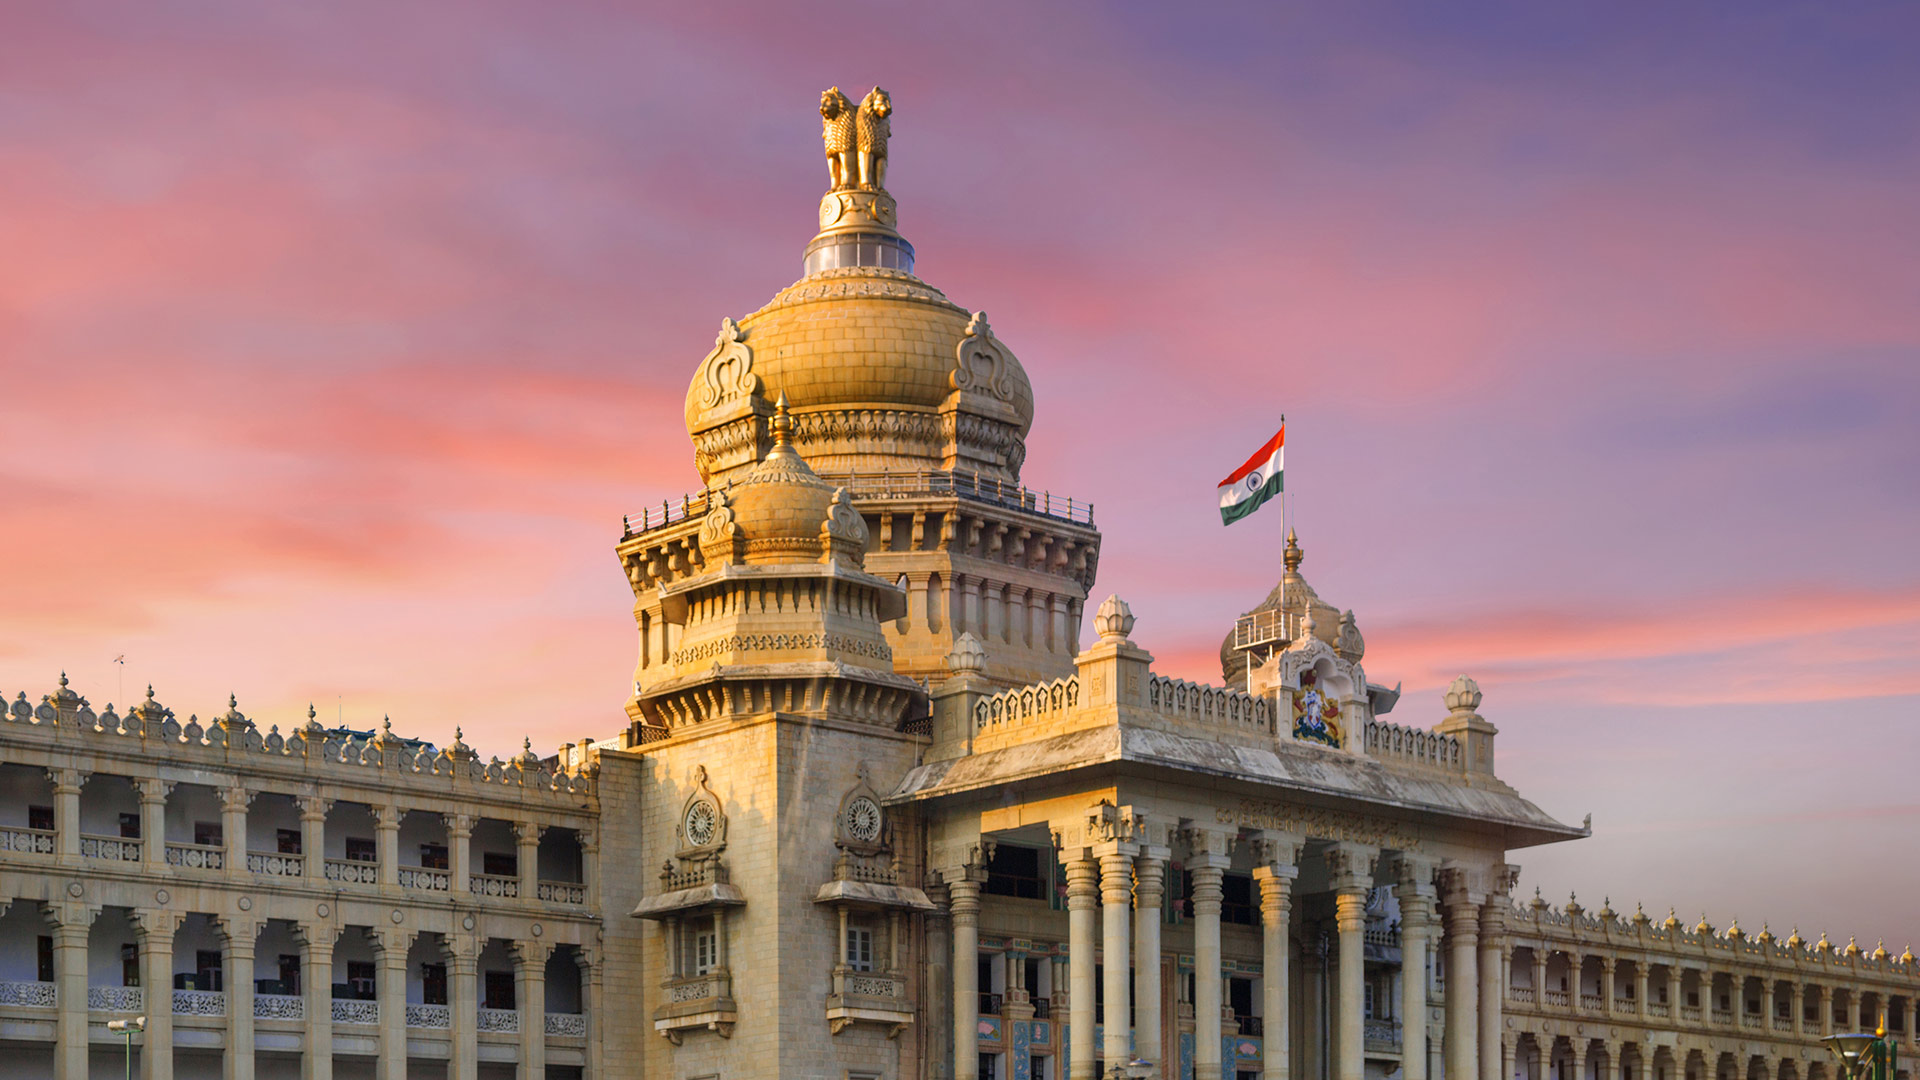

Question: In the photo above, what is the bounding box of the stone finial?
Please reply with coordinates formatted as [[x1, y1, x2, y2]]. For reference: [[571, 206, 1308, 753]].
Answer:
[[1845, 936, 1861, 957], [1633, 902, 1650, 926], [1725, 916, 1743, 940], [1900, 944, 1914, 965], [1565, 892, 1583, 919], [1596, 896, 1615, 921], [1872, 940, 1887, 961], [1787, 926, 1805, 949], [772, 390, 793, 448], [1092, 594, 1135, 642], [1444, 674, 1483, 716], [1758, 923, 1775, 943], [1663, 907, 1680, 930], [1815, 931, 1832, 953], [947, 631, 986, 675], [1694, 913, 1713, 935]]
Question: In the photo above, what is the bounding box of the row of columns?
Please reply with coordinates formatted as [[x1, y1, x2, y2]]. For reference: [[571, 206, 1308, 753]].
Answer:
[[34, 771, 585, 905], [30, 901, 591, 1080], [1520, 950, 1920, 1040], [945, 836, 1516, 1080]]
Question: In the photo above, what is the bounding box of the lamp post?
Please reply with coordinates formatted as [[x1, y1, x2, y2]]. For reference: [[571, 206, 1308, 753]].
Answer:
[[106, 1016, 146, 1080], [1823, 1026, 1899, 1080]]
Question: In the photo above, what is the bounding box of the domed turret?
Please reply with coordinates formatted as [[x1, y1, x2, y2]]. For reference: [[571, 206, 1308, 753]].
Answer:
[[1220, 529, 1347, 685], [682, 88, 1033, 487]]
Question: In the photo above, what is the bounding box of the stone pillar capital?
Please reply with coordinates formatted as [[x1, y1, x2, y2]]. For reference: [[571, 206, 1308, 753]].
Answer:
[[510, 938, 555, 967], [132, 907, 186, 942], [373, 803, 405, 829], [1438, 863, 1488, 907], [220, 784, 256, 812], [1062, 854, 1100, 912], [45, 767, 88, 794], [444, 812, 475, 836], [1249, 829, 1305, 871], [296, 795, 332, 820], [294, 921, 340, 951], [1325, 842, 1378, 894], [514, 820, 546, 844], [42, 902, 98, 934], [371, 926, 415, 960], [135, 777, 174, 802]]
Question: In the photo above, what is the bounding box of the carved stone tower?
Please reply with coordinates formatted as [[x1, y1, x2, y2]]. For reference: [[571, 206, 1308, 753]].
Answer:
[[620, 86, 1101, 700]]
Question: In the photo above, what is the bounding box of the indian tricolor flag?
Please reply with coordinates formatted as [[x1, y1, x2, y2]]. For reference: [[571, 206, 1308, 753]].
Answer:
[[1218, 424, 1284, 526]]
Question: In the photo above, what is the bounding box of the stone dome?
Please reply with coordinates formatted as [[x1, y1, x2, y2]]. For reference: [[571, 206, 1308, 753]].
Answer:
[[700, 396, 869, 568], [683, 163, 1034, 488], [1219, 530, 1351, 685]]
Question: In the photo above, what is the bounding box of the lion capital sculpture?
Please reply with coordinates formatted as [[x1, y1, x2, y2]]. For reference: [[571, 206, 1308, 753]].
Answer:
[[820, 87, 856, 191], [856, 87, 891, 192]]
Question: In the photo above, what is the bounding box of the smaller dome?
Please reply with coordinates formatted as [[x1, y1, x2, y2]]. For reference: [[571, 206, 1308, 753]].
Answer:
[[726, 395, 838, 564], [1786, 927, 1805, 949]]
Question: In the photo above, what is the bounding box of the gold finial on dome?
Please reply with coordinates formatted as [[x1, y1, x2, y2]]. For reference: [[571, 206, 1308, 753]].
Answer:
[[1283, 528, 1303, 574], [772, 390, 794, 450]]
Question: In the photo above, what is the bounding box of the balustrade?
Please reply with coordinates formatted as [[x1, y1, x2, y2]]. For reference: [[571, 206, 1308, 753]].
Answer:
[[398, 865, 451, 891], [979, 991, 1003, 1016], [254, 993, 304, 1020], [324, 858, 378, 884], [470, 872, 520, 898], [1544, 989, 1570, 1007], [0, 827, 54, 854], [1742, 1014, 1763, 1028], [1648, 1003, 1670, 1017], [538, 880, 587, 904], [1364, 1018, 1402, 1051], [80, 834, 141, 862], [545, 1012, 586, 1037], [477, 1007, 519, 1033], [1510, 987, 1536, 1003], [172, 989, 226, 1016], [1582, 993, 1605, 1010], [1681, 1006, 1702, 1021], [0, 980, 55, 1007], [166, 842, 224, 870], [247, 851, 303, 877], [87, 986, 143, 1012], [331, 999, 378, 1025], [405, 1003, 451, 1028]]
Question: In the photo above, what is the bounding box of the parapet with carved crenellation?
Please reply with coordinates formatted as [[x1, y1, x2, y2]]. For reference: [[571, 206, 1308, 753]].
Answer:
[[1, 677, 597, 811]]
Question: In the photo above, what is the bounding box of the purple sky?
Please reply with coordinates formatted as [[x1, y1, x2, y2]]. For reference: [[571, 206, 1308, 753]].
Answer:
[[2, 3, 1916, 944]]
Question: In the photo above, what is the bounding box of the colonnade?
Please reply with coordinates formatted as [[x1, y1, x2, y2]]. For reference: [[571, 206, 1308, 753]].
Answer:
[[23, 900, 593, 1080], [944, 830, 1517, 1080]]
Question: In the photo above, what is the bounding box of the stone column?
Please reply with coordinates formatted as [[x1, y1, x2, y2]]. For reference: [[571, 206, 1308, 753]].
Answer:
[[135, 909, 184, 1080], [221, 786, 253, 880], [1666, 968, 1680, 1025], [1788, 984, 1803, 1036], [1531, 1036, 1547, 1080], [49, 769, 86, 862], [962, 575, 983, 637], [374, 804, 403, 888], [580, 826, 601, 912], [513, 940, 551, 1080], [296, 924, 337, 1080], [138, 778, 173, 872], [1601, 959, 1616, 1016], [926, 883, 952, 1080], [1050, 594, 1071, 656], [1634, 965, 1649, 1019], [952, 874, 984, 1080], [1189, 844, 1231, 1080], [48, 904, 95, 1080], [447, 814, 474, 895], [1818, 985, 1832, 1037], [1846, 989, 1860, 1032], [1569, 1040, 1586, 1080], [217, 916, 260, 1080], [516, 822, 545, 900], [1481, 885, 1512, 1080], [1135, 850, 1170, 1077], [445, 934, 478, 1080], [1532, 951, 1549, 1007], [1761, 981, 1775, 1032], [1256, 847, 1302, 1080], [372, 928, 410, 1080], [985, 582, 1007, 643], [580, 945, 605, 1080], [298, 798, 330, 882], [1328, 846, 1375, 1080], [1440, 869, 1484, 1080], [1396, 859, 1437, 1080], [1099, 845, 1137, 1072], [1066, 854, 1100, 1080]]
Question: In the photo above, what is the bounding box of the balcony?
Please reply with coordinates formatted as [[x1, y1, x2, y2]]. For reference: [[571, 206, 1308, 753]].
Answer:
[[1775, 1018, 1794, 1031], [654, 971, 736, 1043], [1237, 1014, 1264, 1037], [0, 826, 54, 855], [545, 1012, 586, 1037], [1581, 994, 1604, 1010], [470, 872, 520, 898], [0, 980, 55, 1007], [172, 989, 226, 1017], [538, 880, 587, 905], [87, 986, 143, 1012], [398, 866, 451, 891], [80, 835, 141, 863], [477, 1007, 519, 1033], [1510, 987, 1536, 1004], [331, 999, 378, 1025], [1543, 990, 1569, 1007], [980, 992, 1004, 1016], [1648, 1003, 1670, 1017], [1031, 996, 1051, 1019], [1364, 1019, 1402, 1053], [1681, 1006, 1702, 1021], [255, 993, 304, 1020], [1742, 1014, 1763, 1029], [247, 851, 304, 877], [405, 1003, 451, 1029], [166, 842, 224, 870], [828, 970, 911, 1037], [324, 858, 378, 884]]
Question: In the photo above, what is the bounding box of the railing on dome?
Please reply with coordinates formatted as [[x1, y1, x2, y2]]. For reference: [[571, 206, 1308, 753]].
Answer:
[[622, 470, 1093, 539], [1231, 608, 1295, 651]]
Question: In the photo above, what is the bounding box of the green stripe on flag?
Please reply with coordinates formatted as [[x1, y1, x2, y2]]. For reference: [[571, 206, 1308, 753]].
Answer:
[[1220, 471, 1282, 526]]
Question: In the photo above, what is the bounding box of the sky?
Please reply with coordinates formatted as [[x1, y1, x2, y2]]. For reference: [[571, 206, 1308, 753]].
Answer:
[[1, 2, 1916, 944]]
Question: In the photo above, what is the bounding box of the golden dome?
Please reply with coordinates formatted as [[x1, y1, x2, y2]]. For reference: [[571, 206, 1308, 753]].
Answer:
[[683, 103, 1035, 488]]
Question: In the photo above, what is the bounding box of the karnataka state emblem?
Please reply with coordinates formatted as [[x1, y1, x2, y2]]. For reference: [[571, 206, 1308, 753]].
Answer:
[[1292, 670, 1343, 747]]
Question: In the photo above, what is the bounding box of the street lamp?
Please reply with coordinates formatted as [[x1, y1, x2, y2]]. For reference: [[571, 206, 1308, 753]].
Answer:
[[106, 1016, 145, 1080], [1823, 1027, 1899, 1080], [1104, 1059, 1154, 1080]]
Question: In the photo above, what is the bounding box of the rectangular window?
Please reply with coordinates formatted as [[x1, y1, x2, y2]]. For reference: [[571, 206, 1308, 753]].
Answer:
[[484, 970, 515, 1009], [279, 954, 301, 996], [484, 851, 517, 877], [194, 821, 223, 847], [846, 927, 874, 972], [345, 837, 376, 862], [37, 936, 53, 982], [1364, 981, 1375, 1018], [695, 931, 718, 975], [196, 950, 224, 992], [277, 829, 302, 855], [28, 805, 53, 831], [421, 962, 448, 1006], [119, 813, 141, 839], [979, 1054, 999, 1080], [1221, 873, 1255, 926], [984, 845, 1046, 900], [1031, 1057, 1048, 1080], [122, 944, 139, 987], [348, 961, 377, 1000], [419, 843, 449, 870]]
